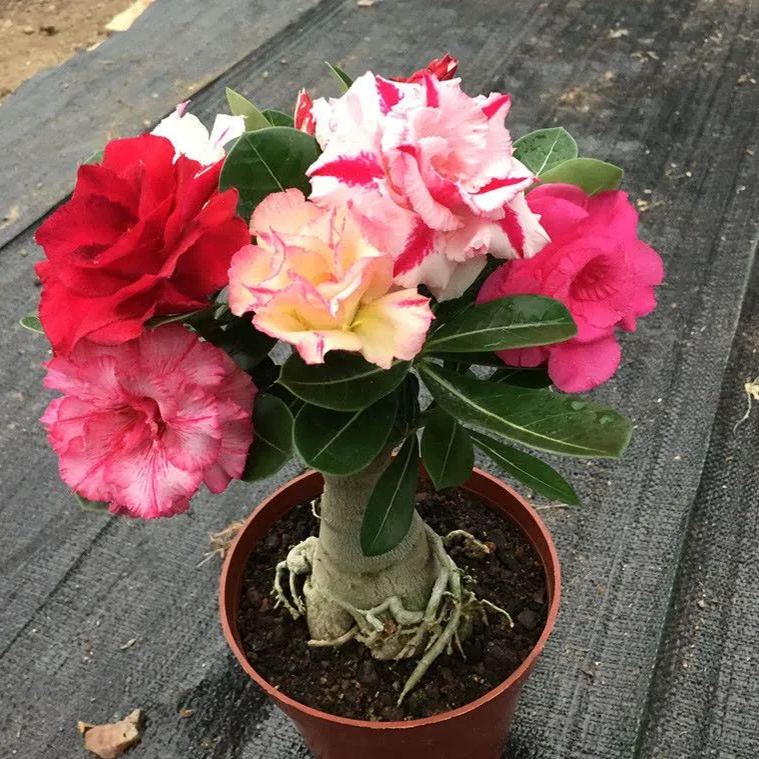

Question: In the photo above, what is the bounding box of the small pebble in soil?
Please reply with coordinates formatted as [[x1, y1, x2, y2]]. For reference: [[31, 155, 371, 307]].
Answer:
[[237, 481, 548, 721]]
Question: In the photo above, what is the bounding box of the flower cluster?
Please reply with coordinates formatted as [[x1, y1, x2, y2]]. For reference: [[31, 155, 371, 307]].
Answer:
[[35, 107, 255, 518], [31, 55, 663, 520]]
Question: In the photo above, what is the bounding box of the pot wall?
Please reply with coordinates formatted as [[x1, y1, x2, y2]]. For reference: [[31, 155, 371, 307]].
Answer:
[[220, 468, 561, 759]]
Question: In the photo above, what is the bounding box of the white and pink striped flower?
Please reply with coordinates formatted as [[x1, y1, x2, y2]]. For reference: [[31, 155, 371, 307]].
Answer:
[[41, 325, 256, 519], [307, 72, 549, 300], [227, 189, 434, 369]]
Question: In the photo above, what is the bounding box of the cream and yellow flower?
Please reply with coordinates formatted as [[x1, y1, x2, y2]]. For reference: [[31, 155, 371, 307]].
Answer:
[[228, 189, 433, 368]]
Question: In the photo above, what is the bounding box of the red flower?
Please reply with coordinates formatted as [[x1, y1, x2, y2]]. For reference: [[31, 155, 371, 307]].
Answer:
[[394, 54, 459, 83], [35, 134, 249, 355], [294, 88, 316, 135]]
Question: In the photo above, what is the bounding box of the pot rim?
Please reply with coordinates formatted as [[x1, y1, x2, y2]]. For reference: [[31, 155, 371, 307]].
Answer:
[[219, 466, 561, 731]]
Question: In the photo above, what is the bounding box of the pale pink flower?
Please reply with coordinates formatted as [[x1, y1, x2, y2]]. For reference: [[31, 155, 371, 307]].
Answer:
[[41, 325, 256, 519], [307, 72, 548, 300], [227, 189, 434, 368], [152, 101, 245, 165]]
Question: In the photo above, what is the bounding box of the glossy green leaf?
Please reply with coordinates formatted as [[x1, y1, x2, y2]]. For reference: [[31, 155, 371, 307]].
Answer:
[[220, 126, 320, 219], [326, 61, 353, 91], [225, 87, 271, 131], [393, 373, 420, 440], [293, 393, 398, 475], [425, 295, 576, 354], [537, 157, 624, 195], [433, 352, 507, 368], [469, 430, 579, 505], [279, 352, 410, 411], [421, 411, 474, 490], [361, 435, 419, 556], [20, 313, 44, 334], [490, 366, 551, 388], [513, 127, 578, 175], [262, 109, 294, 127], [418, 362, 632, 458], [200, 317, 276, 373], [242, 394, 293, 481], [75, 492, 110, 513]]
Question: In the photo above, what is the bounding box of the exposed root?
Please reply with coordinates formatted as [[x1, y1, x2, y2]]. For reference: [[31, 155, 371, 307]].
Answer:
[[271, 528, 513, 703], [444, 529, 493, 558], [273, 536, 318, 619], [196, 520, 244, 567], [308, 628, 358, 648]]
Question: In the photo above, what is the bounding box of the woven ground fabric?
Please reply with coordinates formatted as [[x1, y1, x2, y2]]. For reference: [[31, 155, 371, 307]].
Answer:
[[1, 0, 758, 757]]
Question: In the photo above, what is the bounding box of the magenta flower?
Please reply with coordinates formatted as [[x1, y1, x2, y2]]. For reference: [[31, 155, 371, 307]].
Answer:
[[479, 184, 663, 392], [41, 324, 256, 518]]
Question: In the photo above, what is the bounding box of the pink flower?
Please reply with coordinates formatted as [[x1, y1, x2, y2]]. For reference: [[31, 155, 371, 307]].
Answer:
[[478, 184, 663, 392], [294, 89, 316, 135], [227, 189, 434, 369], [307, 72, 548, 300], [41, 325, 256, 518]]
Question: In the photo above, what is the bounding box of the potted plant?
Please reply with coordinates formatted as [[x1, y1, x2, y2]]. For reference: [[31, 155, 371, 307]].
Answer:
[[27, 54, 663, 758]]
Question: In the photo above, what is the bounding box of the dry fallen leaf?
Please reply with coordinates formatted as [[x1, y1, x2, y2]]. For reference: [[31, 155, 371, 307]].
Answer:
[[78, 709, 144, 759], [0, 205, 20, 230], [105, 0, 154, 33]]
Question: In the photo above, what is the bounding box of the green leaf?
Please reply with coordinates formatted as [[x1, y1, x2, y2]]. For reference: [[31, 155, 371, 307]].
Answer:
[[225, 87, 271, 131], [200, 316, 276, 373], [361, 435, 419, 556], [418, 362, 632, 458], [433, 352, 507, 368], [469, 430, 579, 505], [19, 313, 44, 334], [326, 61, 353, 91], [75, 492, 110, 513], [262, 109, 294, 127], [293, 393, 398, 475], [242, 394, 293, 481], [421, 411, 474, 490], [425, 295, 576, 354], [279, 352, 410, 411], [513, 127, 578, 176], [537, 157, 624, 195], [220, 127, 320, 219], [82, 149, 103, 165], [490, 366, 551, 388], [393, 373, 420, 439]]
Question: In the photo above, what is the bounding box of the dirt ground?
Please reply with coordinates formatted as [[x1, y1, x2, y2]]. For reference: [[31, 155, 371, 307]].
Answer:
[[0, 0, 150, 102]]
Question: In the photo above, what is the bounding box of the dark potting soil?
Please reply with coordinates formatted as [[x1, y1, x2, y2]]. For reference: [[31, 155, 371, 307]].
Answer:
[[237, 481, 548, 721]]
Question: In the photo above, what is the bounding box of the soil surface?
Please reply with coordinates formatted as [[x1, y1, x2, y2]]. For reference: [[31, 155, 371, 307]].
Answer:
[[238, 481, 548, 721], [0, 0, 149, 102]]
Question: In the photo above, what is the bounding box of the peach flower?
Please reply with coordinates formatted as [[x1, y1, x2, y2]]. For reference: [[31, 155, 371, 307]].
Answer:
[[228, 189, 434, 368]]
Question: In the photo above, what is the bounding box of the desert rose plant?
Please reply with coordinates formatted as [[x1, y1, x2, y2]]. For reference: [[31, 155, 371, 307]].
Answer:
[[25, 55, 663, 702]]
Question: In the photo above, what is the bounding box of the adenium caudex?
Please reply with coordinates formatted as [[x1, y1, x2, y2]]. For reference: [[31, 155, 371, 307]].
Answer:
[[28, 55, 663, 700]]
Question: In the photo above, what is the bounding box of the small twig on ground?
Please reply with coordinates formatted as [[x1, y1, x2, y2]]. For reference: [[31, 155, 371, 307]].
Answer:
[[196, 520, 245, 567], [733, 376, 759, 433]]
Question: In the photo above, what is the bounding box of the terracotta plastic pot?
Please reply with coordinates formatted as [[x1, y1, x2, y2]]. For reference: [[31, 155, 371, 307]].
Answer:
[[220, 467, 561, 759]]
